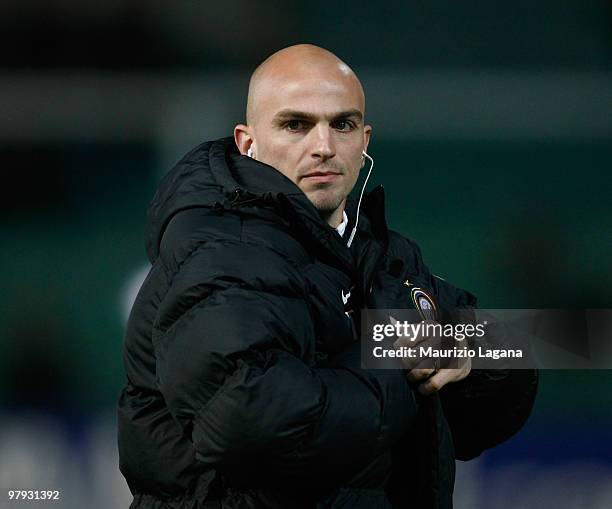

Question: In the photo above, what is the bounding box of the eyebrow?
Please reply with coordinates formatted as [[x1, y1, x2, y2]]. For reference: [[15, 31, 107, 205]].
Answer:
[[273, 108, 363, 123]]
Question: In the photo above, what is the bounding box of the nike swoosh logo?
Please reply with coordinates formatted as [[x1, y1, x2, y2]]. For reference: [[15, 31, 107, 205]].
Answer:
[[341, 289, 351, 305]]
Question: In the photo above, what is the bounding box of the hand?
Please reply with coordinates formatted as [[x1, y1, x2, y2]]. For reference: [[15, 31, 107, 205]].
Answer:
[[405, 357, 471, 395], [393, 320, 471, 395]]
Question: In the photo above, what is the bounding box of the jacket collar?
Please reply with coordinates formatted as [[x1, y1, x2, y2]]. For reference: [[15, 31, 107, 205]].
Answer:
[[147, 136, 389, 275]]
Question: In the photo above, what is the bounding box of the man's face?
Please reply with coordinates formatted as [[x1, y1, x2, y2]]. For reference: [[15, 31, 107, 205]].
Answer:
[[247, 73, 371, 217]]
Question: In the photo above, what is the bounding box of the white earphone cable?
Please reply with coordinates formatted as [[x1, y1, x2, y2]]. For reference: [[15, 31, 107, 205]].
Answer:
[[346, 151, 374, 248]]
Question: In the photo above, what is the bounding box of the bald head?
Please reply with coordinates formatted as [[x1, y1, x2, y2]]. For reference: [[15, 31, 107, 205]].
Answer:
[[246, 44, 365, 125]]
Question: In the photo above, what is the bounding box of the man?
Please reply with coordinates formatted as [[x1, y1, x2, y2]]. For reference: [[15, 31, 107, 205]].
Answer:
[[118, 44, 537, 508]]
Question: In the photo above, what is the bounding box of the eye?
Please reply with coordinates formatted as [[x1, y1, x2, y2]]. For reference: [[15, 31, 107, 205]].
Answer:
[[332, 119, 355, 132], [284, 120, 308, 131]]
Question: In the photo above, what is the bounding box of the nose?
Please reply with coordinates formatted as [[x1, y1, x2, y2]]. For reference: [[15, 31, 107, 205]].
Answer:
[[310, 124, 336, 162]]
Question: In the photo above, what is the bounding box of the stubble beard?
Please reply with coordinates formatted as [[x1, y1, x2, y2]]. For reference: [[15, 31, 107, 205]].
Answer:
[[295, 161, 358, 222], [303, 185, 348, 227]]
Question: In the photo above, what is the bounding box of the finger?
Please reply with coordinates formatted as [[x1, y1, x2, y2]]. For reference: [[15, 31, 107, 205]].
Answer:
[[406, 368, 436, 383], [397, 350, 429, 370], [394, 333, 443, 354], [401, 353, 439, 371], [393, 337, 411, 349], [392, 332, 434, 349], [399, 356, 420, 370], [392, 337, 422, 369], [417, 370, 454, 395]]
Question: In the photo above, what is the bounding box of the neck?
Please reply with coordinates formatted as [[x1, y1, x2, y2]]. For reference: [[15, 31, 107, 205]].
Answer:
[[320, 202, 346, 229]]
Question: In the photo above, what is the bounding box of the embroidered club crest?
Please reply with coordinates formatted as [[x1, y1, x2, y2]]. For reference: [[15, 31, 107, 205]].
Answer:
[[411, 287, 437, 321]]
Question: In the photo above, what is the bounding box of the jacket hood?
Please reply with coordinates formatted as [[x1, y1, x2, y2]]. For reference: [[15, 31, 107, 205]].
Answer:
[[146, 137, 296, 261], [145, 136, 388, 263]]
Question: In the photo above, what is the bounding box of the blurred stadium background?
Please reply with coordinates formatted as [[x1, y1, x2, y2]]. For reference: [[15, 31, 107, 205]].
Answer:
[[0, 1, 611, 508]]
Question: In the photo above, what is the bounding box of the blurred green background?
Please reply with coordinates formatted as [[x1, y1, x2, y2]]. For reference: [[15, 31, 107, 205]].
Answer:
[[0, 1, 611, 508]]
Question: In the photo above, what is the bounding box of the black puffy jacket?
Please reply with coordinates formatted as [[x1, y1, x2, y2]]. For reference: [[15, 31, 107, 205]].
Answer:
[[117, 137, 537, 508]]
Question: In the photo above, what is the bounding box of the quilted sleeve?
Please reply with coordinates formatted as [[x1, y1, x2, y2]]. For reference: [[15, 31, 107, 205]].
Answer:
[[153, 234, 416, 486]]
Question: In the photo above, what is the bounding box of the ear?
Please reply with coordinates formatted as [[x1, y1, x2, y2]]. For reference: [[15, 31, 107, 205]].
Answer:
[[363, 124, 372, 154], [234, 124, 253, 155]]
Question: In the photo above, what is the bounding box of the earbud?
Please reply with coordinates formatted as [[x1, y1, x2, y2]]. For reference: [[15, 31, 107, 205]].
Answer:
[[247, 147, 253, 158]]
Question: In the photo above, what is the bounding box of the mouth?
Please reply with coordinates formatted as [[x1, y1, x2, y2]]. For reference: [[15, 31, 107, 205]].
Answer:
[[301, 171, 342, 184]]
